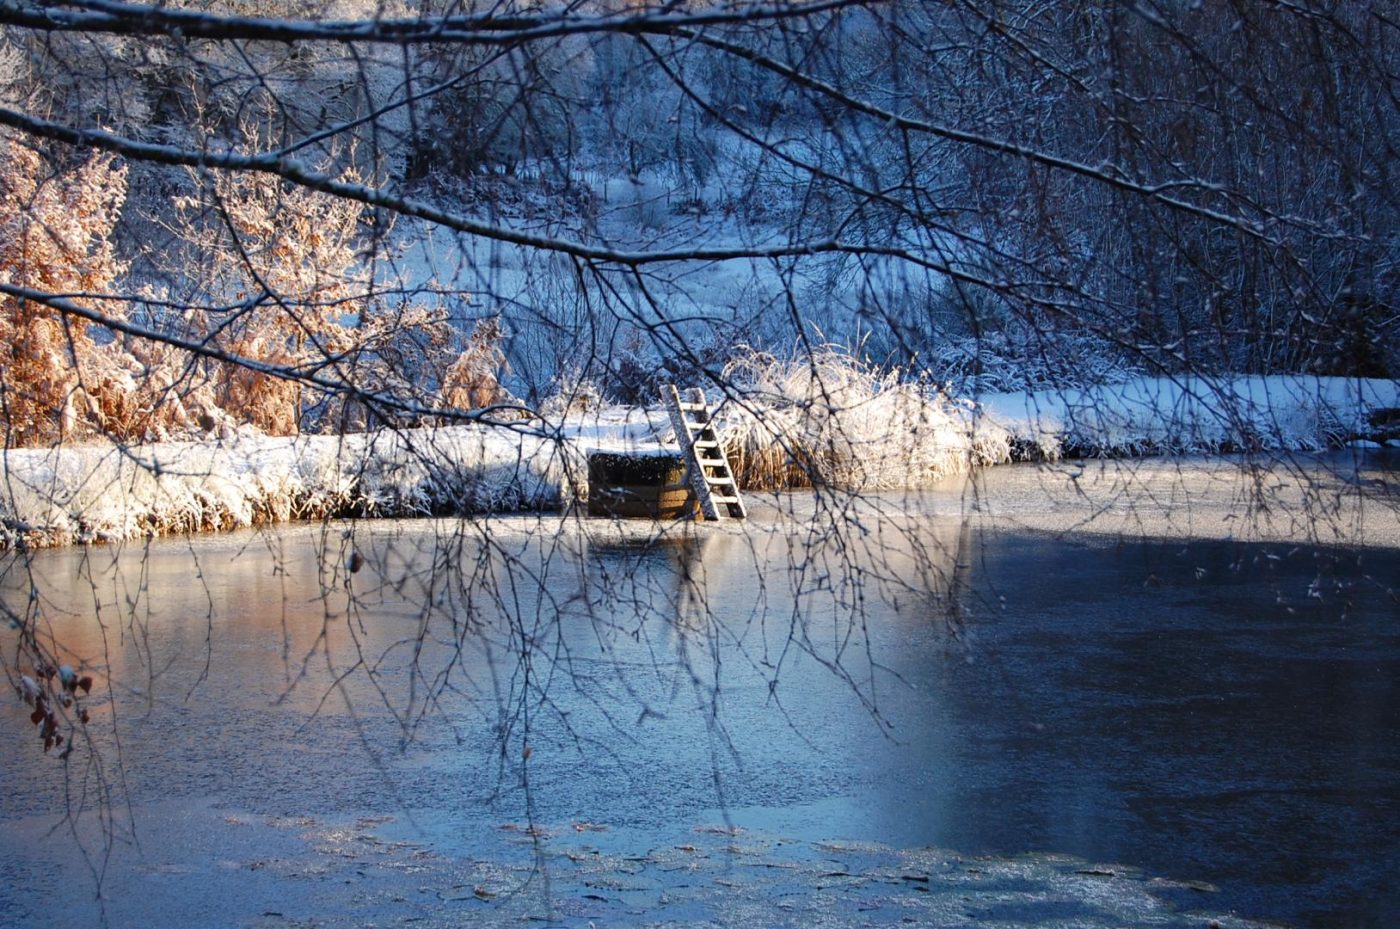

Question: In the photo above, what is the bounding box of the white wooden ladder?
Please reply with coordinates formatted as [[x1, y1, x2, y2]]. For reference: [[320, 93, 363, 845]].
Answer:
[[664, 386, 746, 520]]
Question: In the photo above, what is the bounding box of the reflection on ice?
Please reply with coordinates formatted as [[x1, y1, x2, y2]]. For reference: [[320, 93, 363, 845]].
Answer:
[[1, 458, 1398, 928]]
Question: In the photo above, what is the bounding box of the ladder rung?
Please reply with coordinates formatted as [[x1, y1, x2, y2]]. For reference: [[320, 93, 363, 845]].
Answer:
[[710, 495, 741, 504], [693, 439, 720, 449], [676, 402, 708, 412], [706, 477, 734, 485]]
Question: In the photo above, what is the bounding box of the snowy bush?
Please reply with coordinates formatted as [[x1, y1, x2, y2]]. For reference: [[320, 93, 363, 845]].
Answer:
[[438, 317, 513, 412], [714, 345, 1009, 491], [172, 159, 470, 435], [0, 138, 132, 446]]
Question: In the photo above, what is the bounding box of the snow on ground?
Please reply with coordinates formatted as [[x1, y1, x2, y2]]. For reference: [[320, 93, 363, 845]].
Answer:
[[0, 376, 1394, 548]]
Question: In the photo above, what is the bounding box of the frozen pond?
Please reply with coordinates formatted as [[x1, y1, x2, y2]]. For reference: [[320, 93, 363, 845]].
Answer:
[[1, 456, 1397, 928]]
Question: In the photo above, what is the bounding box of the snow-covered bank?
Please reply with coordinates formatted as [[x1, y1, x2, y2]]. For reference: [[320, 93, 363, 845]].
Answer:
[[0, 375, 1395, 549], [975, 375, 1400, 459], [0, 411, 670, 548]]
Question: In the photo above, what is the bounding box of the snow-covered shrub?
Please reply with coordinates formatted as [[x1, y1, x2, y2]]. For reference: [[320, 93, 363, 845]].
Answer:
[[0, 135, 237, 446], [173, 158, 458, 435], [538, 374, 607, 418], [173, 165, 370, 434], [439, 317, 512, 412], [715, 345, 1008, 491], [88, 329, 238, 442], [0, 137, 132, 446]]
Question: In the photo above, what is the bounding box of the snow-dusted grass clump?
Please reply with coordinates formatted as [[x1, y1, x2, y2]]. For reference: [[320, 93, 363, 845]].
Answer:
[[713, 347, 1009, 491], [977, 375, 1400, 459]]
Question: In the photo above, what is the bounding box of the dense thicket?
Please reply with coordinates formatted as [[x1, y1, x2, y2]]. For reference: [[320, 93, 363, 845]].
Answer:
[[0, 0, 1395, 444]]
